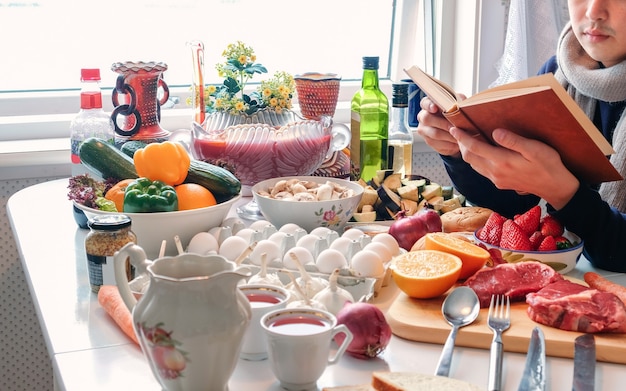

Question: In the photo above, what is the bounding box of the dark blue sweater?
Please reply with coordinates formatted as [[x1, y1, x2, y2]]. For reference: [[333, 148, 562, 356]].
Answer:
[[441, 56, 626, 271]]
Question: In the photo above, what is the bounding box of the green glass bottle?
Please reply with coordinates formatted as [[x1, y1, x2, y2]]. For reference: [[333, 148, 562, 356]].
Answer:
[[350, 56, 389, 181]]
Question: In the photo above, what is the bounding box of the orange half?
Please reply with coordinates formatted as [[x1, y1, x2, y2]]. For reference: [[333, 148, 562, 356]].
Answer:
[[391, 250, 462, 299], [424, 232, 490, 280]]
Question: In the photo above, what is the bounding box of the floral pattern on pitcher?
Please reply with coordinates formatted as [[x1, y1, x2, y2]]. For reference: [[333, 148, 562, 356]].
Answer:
[[138, 322, 189, 380]]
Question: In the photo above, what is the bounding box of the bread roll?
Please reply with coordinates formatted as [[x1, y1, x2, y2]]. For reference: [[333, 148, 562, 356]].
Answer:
[[372, 372, 484, 391], [322, 372, 484, 391], [441, 206, 493, 233]]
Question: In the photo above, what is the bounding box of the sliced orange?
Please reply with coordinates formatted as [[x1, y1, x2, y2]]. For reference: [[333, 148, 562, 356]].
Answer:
[[174, 183, 217, 210], [424, 232, 490, 280], [391, 250, 462, 299]]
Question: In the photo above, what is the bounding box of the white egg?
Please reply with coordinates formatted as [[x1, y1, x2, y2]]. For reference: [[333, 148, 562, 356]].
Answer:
[[342, 227, 366, 241], [279, 223, 303, 235], [268, 231, 288, 247], [363, 242, 393, 264], [283, 246, 315, 269], [350, 249, 384, 277], [249, 219, 274, 230], [218, 236, 249, 262], [329, 237, 360, 258], [310, 226, 332, 238], [372, 233, 401, 256], [186, 231, 219, 255], [249, 239, 282, 266], [296, 234, 325, 257], [235, 228, 259, 244], [316, 249, 348, 274], [249, 220, 277, 237]]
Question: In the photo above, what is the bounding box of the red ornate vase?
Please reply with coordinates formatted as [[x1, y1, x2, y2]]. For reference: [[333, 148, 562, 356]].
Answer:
[[111, 61, 171, 145]]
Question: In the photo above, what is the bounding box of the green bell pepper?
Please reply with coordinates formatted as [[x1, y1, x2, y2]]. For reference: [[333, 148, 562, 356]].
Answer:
[[123, 177, 178, 213]]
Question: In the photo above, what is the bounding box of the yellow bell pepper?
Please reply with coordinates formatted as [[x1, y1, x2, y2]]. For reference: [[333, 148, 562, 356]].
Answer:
[[133, 141, 191, 186]]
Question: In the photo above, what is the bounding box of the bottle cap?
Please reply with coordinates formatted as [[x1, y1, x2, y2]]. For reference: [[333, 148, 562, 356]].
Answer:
[[88, 214, 132, 230], [392, 82, 409, 106], [81, 69, 101, 82], [362, 56, 380, 70]]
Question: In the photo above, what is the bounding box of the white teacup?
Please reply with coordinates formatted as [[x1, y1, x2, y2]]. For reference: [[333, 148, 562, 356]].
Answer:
[[239, 284, 290, 361], [261, 307, 353, 391]]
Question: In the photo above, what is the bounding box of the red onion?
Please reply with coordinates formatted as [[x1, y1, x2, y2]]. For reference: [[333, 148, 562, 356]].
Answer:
[[334, 302, 392, 359], [389, 208, 443, 251]]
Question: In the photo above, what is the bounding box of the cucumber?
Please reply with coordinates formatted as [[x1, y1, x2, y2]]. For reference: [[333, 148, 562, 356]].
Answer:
[[119, 140, 148, 158], [79, 138, 139, 180], [184, 160, 241, 203]]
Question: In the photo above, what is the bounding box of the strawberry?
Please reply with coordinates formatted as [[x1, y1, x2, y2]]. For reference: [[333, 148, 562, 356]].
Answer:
[[500, 220, 533, 251], [513, 205, 541, 236], [537, 235, 557, 251], [528, 231, 544, 250], [477, 211, 506, 245], [555, 235, 573, 249], [540, 215, 564, 237]]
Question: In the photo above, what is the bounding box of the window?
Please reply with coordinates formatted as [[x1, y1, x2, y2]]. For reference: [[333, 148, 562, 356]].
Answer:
[[1, 0, 508, 180], [0, 0, 412, 123]]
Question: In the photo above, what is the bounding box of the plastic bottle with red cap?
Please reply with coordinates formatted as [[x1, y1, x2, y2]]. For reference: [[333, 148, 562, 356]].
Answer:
[[70, 68, 115, 177]]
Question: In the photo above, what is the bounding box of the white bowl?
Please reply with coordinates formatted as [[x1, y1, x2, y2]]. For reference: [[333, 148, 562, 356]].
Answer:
[[473, 229, 584, 274], [74, 195, 241, 259], [252, 176, 363, 232]]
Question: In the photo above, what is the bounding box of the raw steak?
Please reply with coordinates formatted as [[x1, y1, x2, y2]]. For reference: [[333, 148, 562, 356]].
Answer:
[[464, 261, 564, 307], [526, 279, 626, 333]]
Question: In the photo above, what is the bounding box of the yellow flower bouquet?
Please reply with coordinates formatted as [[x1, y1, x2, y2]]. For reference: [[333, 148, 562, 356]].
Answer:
[[200, 41, 295, 116]]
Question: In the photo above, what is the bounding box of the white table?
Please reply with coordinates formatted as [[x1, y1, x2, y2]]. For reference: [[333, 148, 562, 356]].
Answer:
[[7, 178, 626, 390]]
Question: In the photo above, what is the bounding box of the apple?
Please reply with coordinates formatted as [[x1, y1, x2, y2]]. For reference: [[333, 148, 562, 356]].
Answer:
[[389, 209, 443, 251]]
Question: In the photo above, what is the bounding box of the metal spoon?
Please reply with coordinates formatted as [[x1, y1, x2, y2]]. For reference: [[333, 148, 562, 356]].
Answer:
[[435, 286, 480, 377]]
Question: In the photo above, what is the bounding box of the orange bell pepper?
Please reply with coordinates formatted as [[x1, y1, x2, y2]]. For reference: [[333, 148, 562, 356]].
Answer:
[[133, 141, 191, 186]]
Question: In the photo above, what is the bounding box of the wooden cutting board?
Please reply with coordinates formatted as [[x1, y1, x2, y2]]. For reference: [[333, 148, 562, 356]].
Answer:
[[386, 287, 626, 364]]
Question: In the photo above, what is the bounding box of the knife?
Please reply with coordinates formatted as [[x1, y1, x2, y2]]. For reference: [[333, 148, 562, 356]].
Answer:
[[572, 334, 596, 391], [517, 326, 546, 391]]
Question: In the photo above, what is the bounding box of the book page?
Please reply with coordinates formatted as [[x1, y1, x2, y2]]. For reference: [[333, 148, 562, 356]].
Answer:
[[403, 66, 459, 111]]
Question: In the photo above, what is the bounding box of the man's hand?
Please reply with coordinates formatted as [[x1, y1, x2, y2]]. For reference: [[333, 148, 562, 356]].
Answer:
[[416, 96, 462, 158], [449, 126, 580, 209]]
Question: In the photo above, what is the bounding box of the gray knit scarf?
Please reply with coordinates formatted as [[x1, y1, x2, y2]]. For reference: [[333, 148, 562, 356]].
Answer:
[[554, 23, 626, 213]]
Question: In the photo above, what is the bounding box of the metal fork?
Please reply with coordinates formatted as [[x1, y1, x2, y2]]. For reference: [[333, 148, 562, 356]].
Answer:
[[487, 294, 511, 391]]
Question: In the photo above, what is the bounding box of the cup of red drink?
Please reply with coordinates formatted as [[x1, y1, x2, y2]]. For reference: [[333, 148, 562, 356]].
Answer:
[[238, 284, 290, 360], [261, 307, 353, 391]]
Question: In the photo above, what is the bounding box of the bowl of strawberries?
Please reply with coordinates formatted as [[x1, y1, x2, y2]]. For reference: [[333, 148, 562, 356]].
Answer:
[[473, 205, 583, 274]]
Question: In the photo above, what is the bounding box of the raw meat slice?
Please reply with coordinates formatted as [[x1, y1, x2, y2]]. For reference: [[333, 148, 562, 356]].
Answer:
[[526, 279, 626, 333], [464, 261, 563, 307]]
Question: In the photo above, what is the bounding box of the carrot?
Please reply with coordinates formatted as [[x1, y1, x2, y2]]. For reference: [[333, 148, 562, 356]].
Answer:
[[584, 272, 626, 306], [97, 285, 139, 345]]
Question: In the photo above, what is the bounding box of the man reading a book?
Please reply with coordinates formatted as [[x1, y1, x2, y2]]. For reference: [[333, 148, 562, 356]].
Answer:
[[417, 0, 626, 272]]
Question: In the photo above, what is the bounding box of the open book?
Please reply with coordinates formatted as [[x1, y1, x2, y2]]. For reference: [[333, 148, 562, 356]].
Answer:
[[404, 65, 623, 183]]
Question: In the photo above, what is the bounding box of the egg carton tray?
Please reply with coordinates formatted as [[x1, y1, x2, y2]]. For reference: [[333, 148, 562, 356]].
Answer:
[[241, 263, 378, 303]]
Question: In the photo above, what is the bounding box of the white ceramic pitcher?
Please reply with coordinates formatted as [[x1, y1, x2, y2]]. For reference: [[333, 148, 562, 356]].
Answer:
[[114, 242, 252, 391]]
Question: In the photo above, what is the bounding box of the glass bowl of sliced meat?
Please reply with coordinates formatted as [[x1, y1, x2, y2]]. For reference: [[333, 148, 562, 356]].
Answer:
[[473, 228, 583, 274]]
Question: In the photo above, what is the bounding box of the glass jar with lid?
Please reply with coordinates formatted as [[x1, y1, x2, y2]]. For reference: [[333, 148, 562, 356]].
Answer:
[[85, 214, 136, 293]]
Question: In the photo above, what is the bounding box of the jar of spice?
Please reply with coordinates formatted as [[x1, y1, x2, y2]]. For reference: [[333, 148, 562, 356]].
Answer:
[[85, 214, 136, 293]]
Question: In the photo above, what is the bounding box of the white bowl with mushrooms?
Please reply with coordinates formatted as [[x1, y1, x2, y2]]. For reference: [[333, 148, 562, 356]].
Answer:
[[252, 176, 364, 232]]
